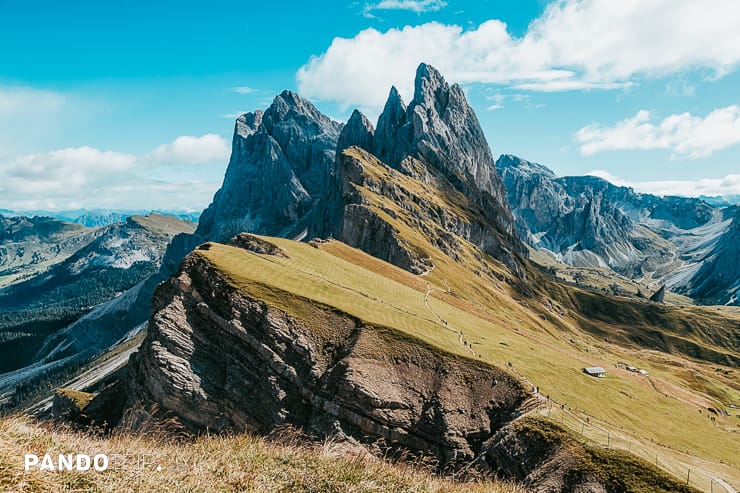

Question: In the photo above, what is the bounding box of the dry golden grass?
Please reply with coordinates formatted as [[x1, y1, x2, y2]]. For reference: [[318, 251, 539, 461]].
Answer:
[[0, 416, 526, 493]]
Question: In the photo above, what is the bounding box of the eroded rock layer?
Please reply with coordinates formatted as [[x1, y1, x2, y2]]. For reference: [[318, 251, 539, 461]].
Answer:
[[126, 250, 529, 466]]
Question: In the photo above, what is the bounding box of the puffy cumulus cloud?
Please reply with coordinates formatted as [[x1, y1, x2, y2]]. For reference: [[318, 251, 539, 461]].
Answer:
[[0, 147, 137, 209], [575, 106, 740, 159], [587, 170, 740, 198], [0, 135, 231, 211], [149, 134, 231, 164], [297, 0, 740, 108]]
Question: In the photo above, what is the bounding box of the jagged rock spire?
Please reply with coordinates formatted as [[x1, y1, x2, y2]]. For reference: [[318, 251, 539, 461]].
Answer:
[[373, 86, 409, 166], [371, 63, 520, 243], [196, 90, 342, 242], [337, 109, 374, 155]]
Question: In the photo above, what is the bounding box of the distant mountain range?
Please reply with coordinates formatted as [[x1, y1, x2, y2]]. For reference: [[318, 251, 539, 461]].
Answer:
[[698, 195, 740, 207], [0, 214, 195, 405], [496, 155, 738, 306], [0, 209, 201, 227]]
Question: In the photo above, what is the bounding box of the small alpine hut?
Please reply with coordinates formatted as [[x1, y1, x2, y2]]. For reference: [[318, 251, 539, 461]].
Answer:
[[583, 367, 606, 378]]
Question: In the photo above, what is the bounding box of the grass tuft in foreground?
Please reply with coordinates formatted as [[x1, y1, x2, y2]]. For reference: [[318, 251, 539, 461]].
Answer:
[[0, 416, 525, 492]]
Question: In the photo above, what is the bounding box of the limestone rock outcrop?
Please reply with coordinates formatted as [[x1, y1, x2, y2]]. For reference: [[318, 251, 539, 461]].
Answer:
[[125, 251, 529, 467]]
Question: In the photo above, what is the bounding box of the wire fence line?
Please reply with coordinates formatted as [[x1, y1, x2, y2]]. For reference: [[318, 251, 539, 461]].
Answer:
[[501, 364, 737, 493]]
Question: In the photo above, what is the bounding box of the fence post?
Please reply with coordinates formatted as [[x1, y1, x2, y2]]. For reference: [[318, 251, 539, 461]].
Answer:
[[607, 431, 610, 447], [686, 469, 690, 486]]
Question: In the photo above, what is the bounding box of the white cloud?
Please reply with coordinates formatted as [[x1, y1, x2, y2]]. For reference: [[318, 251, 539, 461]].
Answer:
[[0, 147, 137, 204], [575, 106, 740, 159], [298, 0, 740, 109], [230, 86, 256, 94], [0, 86, 65, 117], [0, 135, 231, 211], [364, 0, 446, 15], [485, 92, 505, 111], [587, 170, 740, 198], [149, 134, 231, 164]]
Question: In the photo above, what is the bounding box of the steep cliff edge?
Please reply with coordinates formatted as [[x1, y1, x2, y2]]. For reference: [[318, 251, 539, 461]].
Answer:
[[117, 237, 718, 491], [196, 91, 343, 243], [338, 65, 525, 278], [125, 239, 531, 467]]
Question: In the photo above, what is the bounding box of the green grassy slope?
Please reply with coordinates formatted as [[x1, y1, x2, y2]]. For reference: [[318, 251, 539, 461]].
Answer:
[[197, 237, 738, 490]]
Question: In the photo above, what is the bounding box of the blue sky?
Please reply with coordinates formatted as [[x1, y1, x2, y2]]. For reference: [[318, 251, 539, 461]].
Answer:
[[1, 0, 739, 211]]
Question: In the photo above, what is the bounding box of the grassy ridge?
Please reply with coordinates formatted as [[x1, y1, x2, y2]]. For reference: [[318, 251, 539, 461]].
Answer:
[[197, 237, 739, 489]]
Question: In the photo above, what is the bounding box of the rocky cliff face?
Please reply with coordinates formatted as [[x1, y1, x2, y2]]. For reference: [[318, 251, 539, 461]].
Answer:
[[196, 91, 343, 243], [191, 64, 525, 281], [497, 154, 737, 304], [483, 417, 698, 493], [337, 65, 525, 277], [370, 64, 515, 233], [496, 155, 657, 272], [684, 205, 740, 305], [125, 247, 530, 467]]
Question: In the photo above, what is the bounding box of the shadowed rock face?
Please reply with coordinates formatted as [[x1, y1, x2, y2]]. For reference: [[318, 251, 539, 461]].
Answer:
[[337, 64, 525, 277], [497, 155, 643, 267], [196, 91, 343, 243], [688, 205, 740, 304], [190, 64, 524, 280], [337, 109, 374, 157], [125, 251, 529, 468], [371, 64, 518, 242]]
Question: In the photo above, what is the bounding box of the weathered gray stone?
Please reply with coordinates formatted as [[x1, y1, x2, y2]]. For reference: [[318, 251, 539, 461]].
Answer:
[[124, 252, 529, 468], [196, 91, 343, 243]]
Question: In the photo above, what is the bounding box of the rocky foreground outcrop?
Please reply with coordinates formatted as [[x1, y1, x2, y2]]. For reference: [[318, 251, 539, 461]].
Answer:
[[124, 248, 531, 467]]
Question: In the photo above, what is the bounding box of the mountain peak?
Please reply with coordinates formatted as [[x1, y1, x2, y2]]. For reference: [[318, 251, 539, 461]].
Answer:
[[338, 109, 374, 155], [357, 63, 523, 272], [262, 90, 335, 132], [373, 86, 409, 165], [496, 154, 557, 179], [412, 63, 450, 115], [235, 110, 263, 139], [196, 89, 342, 242]]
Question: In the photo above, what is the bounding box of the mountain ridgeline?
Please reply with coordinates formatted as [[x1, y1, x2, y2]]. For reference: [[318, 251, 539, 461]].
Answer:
[[0, 215, 195, 405], [194, 64, 524, 278], [8, 64, 738, 492], [496, 155, 738, 305], [79, 63, 737, 491]]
